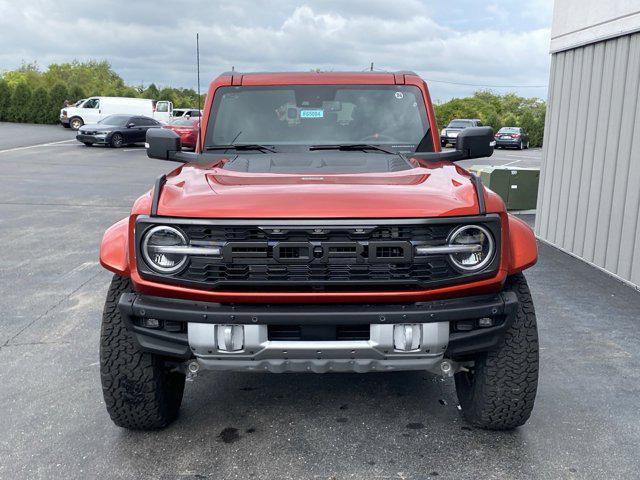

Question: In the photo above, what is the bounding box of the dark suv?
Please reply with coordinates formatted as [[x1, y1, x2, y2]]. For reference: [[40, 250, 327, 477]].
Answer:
[[440, 119, 482, 148]]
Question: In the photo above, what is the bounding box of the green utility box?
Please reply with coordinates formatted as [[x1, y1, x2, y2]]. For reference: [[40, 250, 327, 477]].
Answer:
[[469, 165, 540, 211]]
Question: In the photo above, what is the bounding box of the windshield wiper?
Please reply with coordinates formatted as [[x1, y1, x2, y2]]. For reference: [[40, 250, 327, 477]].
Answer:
[[205, 144, 277, 153], [309, 144, 396, 154]]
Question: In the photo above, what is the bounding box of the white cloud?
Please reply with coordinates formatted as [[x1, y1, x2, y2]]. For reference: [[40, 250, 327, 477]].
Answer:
[[0, 0, 552, 101]]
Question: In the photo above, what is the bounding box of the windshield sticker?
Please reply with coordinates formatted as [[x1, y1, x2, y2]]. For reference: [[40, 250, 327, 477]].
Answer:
[[300, 109, 324, 119], [395, 91, 404, 99]]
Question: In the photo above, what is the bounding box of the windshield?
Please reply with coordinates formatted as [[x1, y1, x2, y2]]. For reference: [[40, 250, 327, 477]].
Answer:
[[448, 120, 474, 128], [98, 115, 130, 126], [499, 127, 520, 133], [205, 85, 430, 151]]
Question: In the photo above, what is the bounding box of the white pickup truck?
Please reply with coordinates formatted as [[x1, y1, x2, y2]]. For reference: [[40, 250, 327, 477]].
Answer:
[[60, 97, 173, 130]]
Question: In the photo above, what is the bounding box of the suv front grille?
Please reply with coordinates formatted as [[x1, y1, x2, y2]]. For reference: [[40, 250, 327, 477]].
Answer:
[[135, 217, 501, 292]]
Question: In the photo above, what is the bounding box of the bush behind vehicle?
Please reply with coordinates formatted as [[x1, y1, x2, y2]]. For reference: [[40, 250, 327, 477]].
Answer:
[[434, 90, 546, 147], [0, 61, 205, 125]]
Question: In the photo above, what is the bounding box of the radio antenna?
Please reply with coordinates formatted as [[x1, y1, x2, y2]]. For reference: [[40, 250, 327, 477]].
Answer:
[[196, 33, 202, 152]]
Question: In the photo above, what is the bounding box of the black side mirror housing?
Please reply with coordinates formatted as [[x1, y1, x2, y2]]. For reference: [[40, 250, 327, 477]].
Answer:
[[411, 126, 494, 162], [146, 128, 182, 160], [455, 126, 494, 159], [127, 122, 135, 128]]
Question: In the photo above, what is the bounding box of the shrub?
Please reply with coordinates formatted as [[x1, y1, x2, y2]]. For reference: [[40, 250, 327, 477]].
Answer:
[[29, 86, 50, 123], [0, 79, 11, 121], [9, 82, 32, 123]]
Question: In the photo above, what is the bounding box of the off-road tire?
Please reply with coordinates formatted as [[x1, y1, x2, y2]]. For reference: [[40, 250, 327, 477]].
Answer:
[[69, 117, 84, 130], [100, 275, 185, 430], [454, 273, 538, 430], [110, 133, 124, 148]]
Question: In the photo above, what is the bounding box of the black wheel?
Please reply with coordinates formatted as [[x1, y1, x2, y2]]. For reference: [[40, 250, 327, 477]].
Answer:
[[518, 140, 524, 150], [100, 275, 185, 430], [454, 273, 538, 430], [83, 142, 92, 147], [69, 117, 84, 130], [110, 133, 124, 148]]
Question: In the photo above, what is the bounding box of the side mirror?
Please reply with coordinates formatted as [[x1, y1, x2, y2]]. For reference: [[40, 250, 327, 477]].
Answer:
[[127, 122, 135, 128], [146, 128, 182, 160], [411, 126, 494, 162], [455, 126, 494, 159]]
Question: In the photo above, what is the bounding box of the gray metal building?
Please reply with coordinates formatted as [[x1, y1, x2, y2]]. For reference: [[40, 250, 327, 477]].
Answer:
[[536, 1, 640, 288]]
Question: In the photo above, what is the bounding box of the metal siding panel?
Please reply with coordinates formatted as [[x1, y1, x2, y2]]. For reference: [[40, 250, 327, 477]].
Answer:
[[621, 34, 640, 282], [538, 32, 640, 288], [547, 50, 575, 242], [565, 44, 594, 252], [536, 52, 564, 238], [572, 43, 604, 257], [593, 37, 629, 267], [607, 34, 640, 272], [554, 48, 584, 247], [582, 39, 618, 263], [544, 51, 574, 241], [535, 54, 558, 236]]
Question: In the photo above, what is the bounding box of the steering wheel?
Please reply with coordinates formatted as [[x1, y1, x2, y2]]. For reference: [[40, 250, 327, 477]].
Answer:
[[359, 133, 395, 143]]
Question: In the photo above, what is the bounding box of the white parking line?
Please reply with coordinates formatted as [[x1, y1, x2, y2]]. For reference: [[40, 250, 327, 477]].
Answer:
[[0, 139, 76, 154], [500, 159, 522, 167]]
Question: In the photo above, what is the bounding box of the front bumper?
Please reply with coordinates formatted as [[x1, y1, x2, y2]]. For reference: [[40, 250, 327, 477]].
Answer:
[[117, 290, 518, 372], [76, 133, 108, 145]]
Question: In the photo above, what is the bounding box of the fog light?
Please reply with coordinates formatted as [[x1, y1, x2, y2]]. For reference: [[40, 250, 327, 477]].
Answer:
[[393, 324, 421, 351], [478, 317, 494, 328], [164, 320, 183, 332], [143, 318, 161, 329], [217, 325, 244, 352], [455, 320, 474, 331]]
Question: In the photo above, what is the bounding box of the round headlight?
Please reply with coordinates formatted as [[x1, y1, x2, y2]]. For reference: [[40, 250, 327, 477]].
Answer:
[[141, 226, 188, 274], [447, 225, 494, 271]]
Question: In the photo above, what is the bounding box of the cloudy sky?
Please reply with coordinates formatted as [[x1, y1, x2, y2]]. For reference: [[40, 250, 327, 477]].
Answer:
[[0, 0, 554, 102]]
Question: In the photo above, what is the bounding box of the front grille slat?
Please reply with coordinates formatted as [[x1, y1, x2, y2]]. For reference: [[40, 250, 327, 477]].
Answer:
[[152, 221, 495, 291]]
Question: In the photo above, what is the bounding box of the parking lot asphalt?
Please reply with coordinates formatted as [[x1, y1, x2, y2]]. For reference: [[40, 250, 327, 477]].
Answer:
[[1, 125, 637, 480]]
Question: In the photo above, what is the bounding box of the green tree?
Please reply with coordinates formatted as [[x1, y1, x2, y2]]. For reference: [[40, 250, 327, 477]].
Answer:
[[0, 79, 11, 121], [10, 82, 32, 122], [433, 90, 547, 147], [29, 86, 50, 123], [69, 84, 86, 103], [47, 83, 70, 124], [142, 83, 159, 99]]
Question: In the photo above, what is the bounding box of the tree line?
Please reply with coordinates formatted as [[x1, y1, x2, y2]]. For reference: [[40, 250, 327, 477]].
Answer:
[[433, 90, 546, 147], [0, 60, 546, 146], [0, 60, 205, 124]]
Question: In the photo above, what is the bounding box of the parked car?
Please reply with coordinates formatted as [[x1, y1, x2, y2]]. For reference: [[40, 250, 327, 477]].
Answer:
[[173, 108, 202, 118], [440, 119, 482, 147], [495, 127, 529, 149], [60, 96, 173, 130], [162, 117, 199, 149], [76, 114, 161, 147], [99, 71, 539, 432]]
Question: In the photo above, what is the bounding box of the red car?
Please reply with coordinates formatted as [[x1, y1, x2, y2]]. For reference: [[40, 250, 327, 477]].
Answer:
[[162, 117, 199, 149], [99, 71, 538, 431]]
